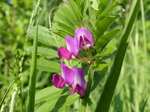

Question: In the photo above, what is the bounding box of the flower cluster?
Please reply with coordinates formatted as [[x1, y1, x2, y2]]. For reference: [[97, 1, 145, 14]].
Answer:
[[58, 27, 94, 59], [51, 27, 94, 95]]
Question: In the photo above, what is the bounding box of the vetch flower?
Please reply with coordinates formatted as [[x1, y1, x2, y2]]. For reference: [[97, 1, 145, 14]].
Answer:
[[75, 27, 94, 50], [58, 36, 79, 59], [51, 62, 87, 95]]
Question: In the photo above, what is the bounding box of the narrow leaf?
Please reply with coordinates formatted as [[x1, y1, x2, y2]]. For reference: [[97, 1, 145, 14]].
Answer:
[[37, 59, 61, 73], [95, 0, 140, 112], [95, 28, 120, 50], [60, 6, 79, 26], [35, 86, 64, 104], [29, 25, 57, 47], [35, 94, 79, 112], [97, 0, 114, 15], [67, 0, 82, 21], [26, 46, 57, 57], [95, 15, 119, 39]]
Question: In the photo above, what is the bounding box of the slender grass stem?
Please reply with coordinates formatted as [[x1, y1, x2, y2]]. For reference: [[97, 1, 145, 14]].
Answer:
[[0, 80, 15, 109], [9, 91, 17, 112], [27, 21, 38, 112]]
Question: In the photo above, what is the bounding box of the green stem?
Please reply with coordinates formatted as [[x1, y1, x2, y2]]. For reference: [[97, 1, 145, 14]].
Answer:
[[27, 21, 38, 112], [0, 80, 15, 109], [81, 67, 94, 112], [9, 91, 17, 112]]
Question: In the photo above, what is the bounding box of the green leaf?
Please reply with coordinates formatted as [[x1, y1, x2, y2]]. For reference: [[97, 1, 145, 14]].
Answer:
[[26, 46, 58, 57], [140, 98, 148, 112], [37, 59, 61, 73], [91, 62, 108, 75], [67, 0, 82, 21], [80, 0, 88, 15], [56, 22, 74, 37], [95, 0, 140, 111], [60, 6, 79, 26], [95, 28, 120, 51], [95, 15, 119, 39], [29, 25, 57, 47], [35, 86, 64, 104], [35, 94, 79, 112], [55, 11, 74, 28], [99, 2, 118, 21], [97, 0, 114, 15], [94, 47, 116, 60]]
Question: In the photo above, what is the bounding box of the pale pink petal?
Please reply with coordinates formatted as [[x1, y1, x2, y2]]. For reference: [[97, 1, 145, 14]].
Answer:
[[51, 74, 66, 88], [70, 84, 85, 95], [58, 47, 73, 59], [65, 36, 79, 56], [71, 68, 87, 90], [61, 62, 74, 86]]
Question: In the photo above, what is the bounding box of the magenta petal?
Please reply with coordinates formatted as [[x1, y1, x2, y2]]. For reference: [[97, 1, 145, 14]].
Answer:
[[65, 36, 79, 57], [58, 47, 74, 59], [70, 84, 85, 95], [61, 62, 74, 86], [71, 68, 87, 90], [51, 74, 66, 88], [75, 27, 94, 50]]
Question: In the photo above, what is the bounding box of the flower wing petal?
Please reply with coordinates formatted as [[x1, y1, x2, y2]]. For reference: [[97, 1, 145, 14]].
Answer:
[[58, 47, 73, 59], [51, 74, 66, 88]]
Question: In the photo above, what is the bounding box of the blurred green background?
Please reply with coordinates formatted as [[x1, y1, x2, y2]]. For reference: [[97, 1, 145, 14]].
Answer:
[[0, 0, 150, 111]]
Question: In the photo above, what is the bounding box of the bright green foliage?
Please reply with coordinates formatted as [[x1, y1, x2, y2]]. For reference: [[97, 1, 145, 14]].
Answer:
[[1, 0, 150, 112], [29, 25, 58, 47], [26, 46, 58, 58], [37, 59, 61, 73], [35, 94, 79, 112], [35, 86, 64, 104]]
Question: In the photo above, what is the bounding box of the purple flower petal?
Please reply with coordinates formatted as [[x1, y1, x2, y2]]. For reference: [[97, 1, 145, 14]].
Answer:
[[51, 74, 66, 88], [70, 84, 85, 95], [65, 36, 79, 56], [61, 62, 74, 86], [71, 68, 87, 90], [58, 47, 74, 59], [75, 27, 94, 50]]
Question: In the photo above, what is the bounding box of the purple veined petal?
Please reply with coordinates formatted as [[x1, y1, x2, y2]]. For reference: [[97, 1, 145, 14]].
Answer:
[[58, 47, 75, 59], [65, 36, 79, 56], [71, 68, 87, 90], [70, 84, 85, 95], [61, 62, 74, 86], [51, 74, 66, 88], [75, 27, 94, 50]]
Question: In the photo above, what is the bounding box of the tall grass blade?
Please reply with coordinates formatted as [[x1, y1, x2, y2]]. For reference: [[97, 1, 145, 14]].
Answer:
[[27, 20, 38, 112], [95, 0, 140, 112]]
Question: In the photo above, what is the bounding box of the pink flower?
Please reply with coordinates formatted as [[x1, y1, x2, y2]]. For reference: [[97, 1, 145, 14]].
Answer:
[[51, 62, 87, 95], [75, 27, 94, 50], [58, 36, 79, 59]]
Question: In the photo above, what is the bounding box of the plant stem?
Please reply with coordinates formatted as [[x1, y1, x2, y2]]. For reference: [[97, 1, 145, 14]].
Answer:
[[81, 67, 94, 112], [27, 21, 38, 112], [9, 91, 17, 112], [0, 80, 15, 109]]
